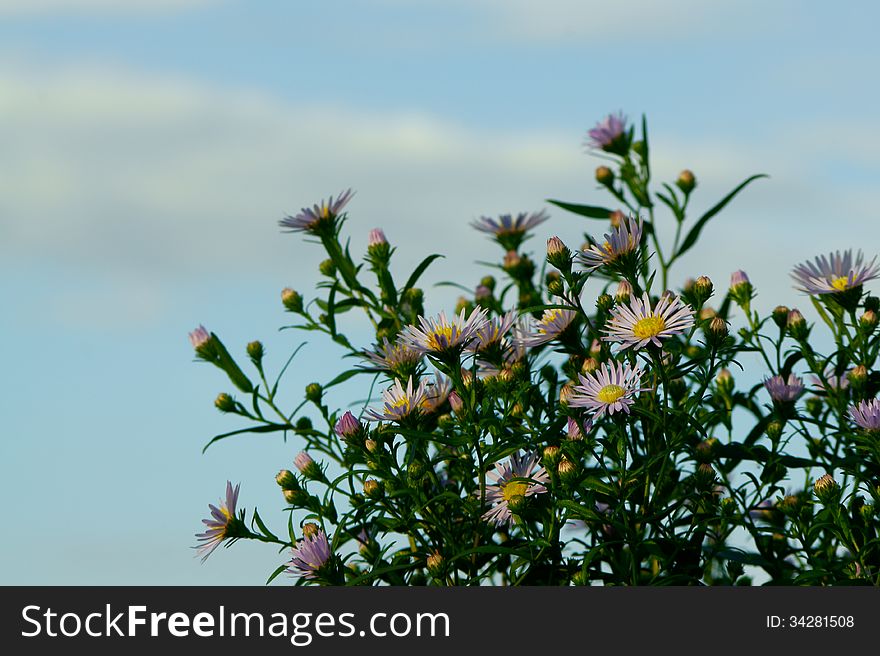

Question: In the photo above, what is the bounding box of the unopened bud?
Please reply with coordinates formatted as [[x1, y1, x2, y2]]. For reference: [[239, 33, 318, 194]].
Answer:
[[214, 392, 236, 413], [707, 317, 729, 343], [559, 383, 574, 406], [455, 296, 472, 316], [281, 288, 304, 313], [595, 165, 614, 186], [547, 278, 565, 297], [765, 420, 784, 442], [715, 368, 734, 394], [787, 309, 809, 340], [426, 551, 445, 578], [557, 456, 578, 483], [319, 258, 336, 277], [581, 357, 599, 374], [302, 522, 320, 539], [813, 474, 838, 502], [805, 396, 823, 419], [542, 445, 561, 468], [772, 305, 790, 329], [364, 439, 379, 454], [695, 463, 717, 486], [729, 270, 753, 306], [676, 169, 696, 194], [848, 364, 868, 387], [363, 479, 384, 499], [294, 451, 323, 481], [615, 280, 633, 304], [282, 488, 307, 505], [546, 236, 570, 266], [334, 411, 361, 440], [480, 275, 496, 291], [693, 275, 713, 304], [596, 293, 614, 312], [695, 437, 718, 462], [275, 469, 299, 490], [246, 340, 264, 363], [609, 210, 625, 228], [305, 382, 323, 404], [860, 309, 878, 333], [448, 391, 463, 414], [295, 417, 313, 431]]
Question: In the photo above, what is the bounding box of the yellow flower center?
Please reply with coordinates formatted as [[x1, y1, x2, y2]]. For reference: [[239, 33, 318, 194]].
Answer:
[[830, 276, 850, 292], [426, 326, 456, 351], [597, 384, 626, 404], [632, 315, 667, 339], [539, 309, 562, 333], [320, 205, 331, 218], [502, 480, 528, 502], [390, 397, 411, 412]]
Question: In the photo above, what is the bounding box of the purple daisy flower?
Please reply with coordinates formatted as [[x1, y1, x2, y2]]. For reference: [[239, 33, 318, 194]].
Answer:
[[764, 374, 805, 403], [850, 398, 880, 431], [287, 529, 332, 580], [189, 325, 211, 349], [400, 307, 489, 356], [603, 291, 695, 350], [466, 310, 518, 353], [586, 112, 627, 151], [363, 336, 423, 376], [569, 360, 646, 417], [514, 308, 577, 348], [471, 211, 549, 237], [365, 376, 429, 422], [576, 216, 643, 272], [279, 189, 355, 233], [791, 249, 880, 295], [334, 411, 361, 439], [194, 481, 241, 562], [481, 452, 550, 527]]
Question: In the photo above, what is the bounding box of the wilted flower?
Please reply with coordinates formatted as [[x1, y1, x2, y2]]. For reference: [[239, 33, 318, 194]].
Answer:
[[791, 249, 880, 295], [194, 481, 243, 561], [279, 189, 355, 233], [586, 112, 628, 152], [401, 307, 489, 356], [482, 452, 550, 527], [764, 374, 805, 403], [287, 529, 332, 580], [851, 398, 880, 431], [603, 292, 695, 350], [577, 216, 643, 272], [569, 360, 645, 417], [366, 376, 429, 422], [515, 308, 577, 348]]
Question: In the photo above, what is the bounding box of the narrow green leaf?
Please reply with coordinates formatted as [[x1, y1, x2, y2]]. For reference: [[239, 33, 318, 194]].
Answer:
[[402, 254, 444, 293], [546, 199, 614, 219], [252, 508, 278, 541], [265, 563, 288, 586], [202, 423, 288, 453], [676, 174, 768, 258]]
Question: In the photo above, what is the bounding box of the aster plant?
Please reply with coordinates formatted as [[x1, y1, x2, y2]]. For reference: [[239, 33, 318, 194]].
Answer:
[[189, 113, 880, 586]]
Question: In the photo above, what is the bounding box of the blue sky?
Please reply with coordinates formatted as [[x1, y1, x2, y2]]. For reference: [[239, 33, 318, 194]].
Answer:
[[2, 0, 880, 584]]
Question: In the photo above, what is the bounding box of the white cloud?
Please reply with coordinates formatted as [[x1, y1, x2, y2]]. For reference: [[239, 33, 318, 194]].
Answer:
[[0, 0, 216, 15], [1, 59, 878, 332]]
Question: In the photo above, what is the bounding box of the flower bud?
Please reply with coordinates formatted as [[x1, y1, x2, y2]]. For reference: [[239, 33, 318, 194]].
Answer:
[[596, 293, 615, 312], [318, 258, 337, 277], [305, 382, 323, 404], [437, 413, 455, 429], [282, 488, 307, 505], [706, 316, 729, 344], [695, 463, 717, 487], [446, 391, 464, 414], [455, 296, 472, 316], [542, 445, 561, 469], [403, 287, 424, 305], [275, 469, 299, 490], [547, 278, 565, 297], [847, 364, 868, 388], [695, 437, 718, 462], [729, 270, 753, 307], [632, 140, 646, 157], [772, 305, 790, 329], [860, 309, 878, 333], [805, 396, 823, 419], [246, 340, 264, 363], [480, 275, 496, 291], [546, 236, 571, 270], [676, 169, 696, 194], [426, 551, 445, 578], [294, 451, 323, 481], [214, 392, 236, 413], [813, 474, 839, 503], [765, 420, 784, 442], [589, 339, 602, 357], [295, 416, 313, 431], [503, 250, 522, 271], [699, 306, 716, 321], [407, 460, 426, 483], [334, 411, 361, 440], [559, 382, 574, 406], [614, 280, 633, 304], [786, 309, 809, 340], [475, 284, 492, 301], [363, 478, 384, 499], [364, 438, 379, 454], [302, 522, 320, 539], [595, 165, 615, 186], [581, 357, 599, 375], [715, 368, 734, 395], [609, 210, 625, 228], [693, 275, 713, 304], [557, 456, 578, 484], [281, 288, 304, 313]]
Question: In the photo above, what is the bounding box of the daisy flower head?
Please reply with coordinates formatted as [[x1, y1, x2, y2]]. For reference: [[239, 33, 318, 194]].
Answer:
[[576, 215, 643, 274], [287, 528, 332, 580], [366, 376, 429, 422], [481, 452, 550, 527], [569, 360, 645, 417], [586, 111, 630, 154], [363, 336, 423, 378], [792, 249, 880, 296], [194, 481, 245, 562], [471, 210, 549, 251], [850, 398, 880, 432], [467, 310, 518, 354], [764, 374, 805, 403], [604, 292, 695, 351], [279, 188, 355, 235], [514, 307, 577, 348], [401, 307, 489, 357]]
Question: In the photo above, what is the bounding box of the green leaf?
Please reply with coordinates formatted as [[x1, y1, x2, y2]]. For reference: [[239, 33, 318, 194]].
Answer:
[[676, 174, 768, 258], [402, 254, 444, 293], [324, 368, 372, 389], [546, 199, 614, 220], [265, 563, 288, 586], [252, 508, 278, 541], [202, 423, 288, 453]]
